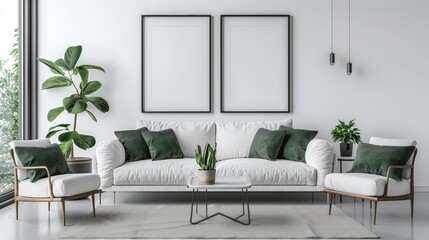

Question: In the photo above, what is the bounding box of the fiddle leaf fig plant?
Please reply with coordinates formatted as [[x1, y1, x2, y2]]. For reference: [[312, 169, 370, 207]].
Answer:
[[38, 45, 109, 159], [331, 119, 362, 144]]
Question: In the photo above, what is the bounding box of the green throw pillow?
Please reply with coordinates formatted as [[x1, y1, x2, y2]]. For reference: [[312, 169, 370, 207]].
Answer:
[[278, 126, 318, 162], [14, 144, 71, 182], [348, 143, 415, 180], [115, 127, 151, 161], [249, 128, 287, 160], [141, 128, 184, 160]]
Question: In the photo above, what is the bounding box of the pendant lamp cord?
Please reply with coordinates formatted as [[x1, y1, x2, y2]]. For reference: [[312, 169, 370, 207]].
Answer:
[[348, 0, 351, 61], [331, 0, 334, 52]]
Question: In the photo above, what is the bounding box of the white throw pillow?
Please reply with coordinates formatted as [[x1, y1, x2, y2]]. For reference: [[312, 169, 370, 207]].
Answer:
[[137, 120, 216, 158], [9, 139, 52, 181], [215, 119, 293, 160]]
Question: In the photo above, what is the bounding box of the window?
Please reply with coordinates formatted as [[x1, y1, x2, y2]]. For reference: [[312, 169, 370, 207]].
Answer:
[[0, 0, 37, 207], [0, 0, 20, 197]]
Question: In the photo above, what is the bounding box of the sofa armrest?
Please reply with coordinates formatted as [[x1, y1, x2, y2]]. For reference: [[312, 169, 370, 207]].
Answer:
[[305, 139, 334, 187], [95, 140, 125, 188]]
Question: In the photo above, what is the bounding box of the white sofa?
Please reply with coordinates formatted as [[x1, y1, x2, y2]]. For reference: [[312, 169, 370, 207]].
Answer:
[[95, 119, 335, 193]]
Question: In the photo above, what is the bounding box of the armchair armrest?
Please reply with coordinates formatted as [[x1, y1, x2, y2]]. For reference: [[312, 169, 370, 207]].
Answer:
[[305, 139, 334, 187], [15, 165, 55, 199], [382, 165, 414, 198]]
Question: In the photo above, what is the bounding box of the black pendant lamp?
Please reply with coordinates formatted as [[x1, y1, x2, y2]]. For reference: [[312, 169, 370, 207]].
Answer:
[[329, 0, 335, 65], [347, 0, 352, 75]]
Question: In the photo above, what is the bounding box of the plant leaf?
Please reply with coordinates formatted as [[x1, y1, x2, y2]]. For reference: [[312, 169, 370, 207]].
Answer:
[[64, 46, 82, 70], [85, 110, 97, 122], [58, 131, 73, 142], [72, 132, 96, 150], [79, 64, 105, 73], [86, 96, 109, 112], [42, 76, 71, 89], [63, 95, 87, 113], [82, 81, 101, 95], [49, 123, 70, 131], [77, 66, 89, 86], [54, 58, 68, 70], [46, 129, 64, 138], [37, 58, 65, 75], [47, 106, 64, 122], [59, 140, 73, 159]]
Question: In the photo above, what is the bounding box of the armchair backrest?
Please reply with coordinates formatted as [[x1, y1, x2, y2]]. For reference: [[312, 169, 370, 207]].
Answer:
[[9, 139, 52, 181], [369, 137, 417, 179]]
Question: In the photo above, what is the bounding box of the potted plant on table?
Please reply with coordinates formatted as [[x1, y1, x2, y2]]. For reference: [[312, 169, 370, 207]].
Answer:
[[331, 119, 361, 157], [195, 144, 216, 184], [38, 45, 109, 163]]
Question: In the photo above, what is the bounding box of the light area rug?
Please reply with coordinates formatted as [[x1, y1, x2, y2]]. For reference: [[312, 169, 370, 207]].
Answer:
[[59, 204, 378, 239]]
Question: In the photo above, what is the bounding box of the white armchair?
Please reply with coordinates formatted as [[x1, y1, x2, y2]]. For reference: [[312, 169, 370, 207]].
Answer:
[[10, 139, 102, 226], [324, 137, 418, 224]]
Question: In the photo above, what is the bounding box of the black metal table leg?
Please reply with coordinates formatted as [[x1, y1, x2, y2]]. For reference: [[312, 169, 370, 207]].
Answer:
[[190, 188, 251, 225]]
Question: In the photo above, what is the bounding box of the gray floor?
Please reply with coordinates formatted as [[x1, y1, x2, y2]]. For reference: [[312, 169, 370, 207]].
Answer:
[[0, 191, 427, 240]]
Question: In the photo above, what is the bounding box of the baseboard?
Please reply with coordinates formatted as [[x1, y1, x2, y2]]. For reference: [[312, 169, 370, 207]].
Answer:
[[415, 186, 429, 192]]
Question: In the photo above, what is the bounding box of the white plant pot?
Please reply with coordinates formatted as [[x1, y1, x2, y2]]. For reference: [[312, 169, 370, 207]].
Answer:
[[196, 169, 216, 185]]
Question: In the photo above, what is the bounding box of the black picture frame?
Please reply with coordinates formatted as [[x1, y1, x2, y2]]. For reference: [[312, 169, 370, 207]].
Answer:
[[141, 15, 212, 113], [220, 15, 291, 113]]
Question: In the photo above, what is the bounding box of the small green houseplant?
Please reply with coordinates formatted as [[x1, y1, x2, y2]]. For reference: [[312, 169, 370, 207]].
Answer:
[[331, 119, 362, 156], [195, 144, 216, 184], [38, 45, 109, 159]]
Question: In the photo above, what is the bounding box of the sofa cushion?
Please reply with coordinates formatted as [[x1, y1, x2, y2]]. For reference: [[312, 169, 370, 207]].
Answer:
[[141, 128, 184, 160], [10, 139, 52, 181], [369, 137, 417, 179], [348, 143, 415, 181], [216, 158, 316, 186], [137, 120, 215, 158], [325, 173, 410, 197], [113, 158, 199, 185], [15, 144, 71, 182], [249, 128, 287, 160], [216, 119, 293, 160], [114, 127, 151, 161], [278, 126, 318, 162], [19, 173, 100, 198]]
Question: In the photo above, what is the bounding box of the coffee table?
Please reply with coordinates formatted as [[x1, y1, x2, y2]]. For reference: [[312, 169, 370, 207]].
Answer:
[[187, 176, 252, 225]]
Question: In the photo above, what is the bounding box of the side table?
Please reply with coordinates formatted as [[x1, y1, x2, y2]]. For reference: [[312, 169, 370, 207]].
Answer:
[[337, 156, 355, 202]]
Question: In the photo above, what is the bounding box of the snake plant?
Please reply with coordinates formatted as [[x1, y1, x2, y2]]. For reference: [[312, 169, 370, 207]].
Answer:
[[195, 144, 216, 170]]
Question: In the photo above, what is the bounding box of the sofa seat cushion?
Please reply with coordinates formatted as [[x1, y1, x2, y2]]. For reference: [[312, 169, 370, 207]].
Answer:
[[113, 158, 199, 185], [325, 173, 410, 197], [19, 173, 101, 198], [216, 159, 317, 186]]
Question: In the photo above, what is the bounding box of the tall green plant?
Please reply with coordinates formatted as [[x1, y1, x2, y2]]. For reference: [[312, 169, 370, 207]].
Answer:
[[38, 46, 109, 159], [195, 144, 216, 171], [331, 119, 362, 144]]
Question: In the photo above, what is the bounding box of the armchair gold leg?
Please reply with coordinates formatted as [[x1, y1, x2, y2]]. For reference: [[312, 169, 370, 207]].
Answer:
[[328, 193, 333, 215], [372, 201, 377, 225], [15, 201, 19, 220], [61, 200, 66, 226], [91, 194, 96, 217]]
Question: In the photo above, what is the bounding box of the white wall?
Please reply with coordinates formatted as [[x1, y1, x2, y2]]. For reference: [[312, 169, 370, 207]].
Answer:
[[38, 0, 429, 188]]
